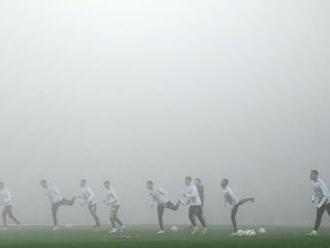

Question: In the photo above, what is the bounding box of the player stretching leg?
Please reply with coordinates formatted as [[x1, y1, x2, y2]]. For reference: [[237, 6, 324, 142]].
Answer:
[[183, 176, 207, 234], [40, 180, 76, 231], [306, 170, 330, 237], [146, 180, 181, 234], [79, 179, 101, 232], [103, 180, 125, 233], [221, 178, 254, 236], [0, 182, 20, 230]]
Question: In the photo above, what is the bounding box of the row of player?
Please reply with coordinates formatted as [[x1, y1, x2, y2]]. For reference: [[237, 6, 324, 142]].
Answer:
[[0, 170, 329, 236]]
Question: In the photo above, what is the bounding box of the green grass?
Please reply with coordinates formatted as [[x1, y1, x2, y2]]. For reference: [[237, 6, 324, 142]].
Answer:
[[0, 225, 329, 248]]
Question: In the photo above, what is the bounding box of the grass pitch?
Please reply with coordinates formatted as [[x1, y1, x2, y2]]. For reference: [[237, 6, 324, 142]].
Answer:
[[0, 225, 329, 248]]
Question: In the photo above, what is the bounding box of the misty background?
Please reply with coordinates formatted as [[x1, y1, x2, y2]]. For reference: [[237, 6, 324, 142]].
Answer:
[[0, 0, 329, 227]]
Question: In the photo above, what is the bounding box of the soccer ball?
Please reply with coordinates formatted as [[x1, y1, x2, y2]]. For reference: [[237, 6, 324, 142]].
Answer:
[[237, 229, 244, 236], [249, 230, 256, 236], [170, 226, 178, 232], [246, 230, 252, 237], [258, 227, 266, 234]]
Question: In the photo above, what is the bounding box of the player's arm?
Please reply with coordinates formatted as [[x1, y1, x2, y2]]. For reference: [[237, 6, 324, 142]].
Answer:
[[103, 193, 110, 205], [311, 194, 316, 204], [77, 192, 85, 206], [317, 195, 327, 208], [108, 191, 119, 205], [4, 191, 13, 204], [183, 188, 194, 198], [317, 183, 329, 208], [86, 188, 95, 204], [186, 187, 199, 202], [223, 198, 227, 207], [200, 186, 205, 201], [149, 192, 157, 208]]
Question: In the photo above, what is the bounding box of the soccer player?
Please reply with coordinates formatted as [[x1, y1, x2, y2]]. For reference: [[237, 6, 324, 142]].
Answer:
[[221, 178, 254, 235], [183, 176, 207, 234], [78, 179, 101, 231], [306, 170, 330, 237], [40, 180, 76, 231], [146, 180, 181, 234], [194, 178, 204, 208], [0, 182, 20, 230], [103, 180, 125, 233]]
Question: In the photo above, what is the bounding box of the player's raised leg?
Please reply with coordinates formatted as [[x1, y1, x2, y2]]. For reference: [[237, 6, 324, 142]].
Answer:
[[221, 178, 254, 235], [237, 198, 255, 206], [146, 180, 176, 234], [40, 180, 76, 231], [51, 197, 77, 228], [166, 201, 181, 211]]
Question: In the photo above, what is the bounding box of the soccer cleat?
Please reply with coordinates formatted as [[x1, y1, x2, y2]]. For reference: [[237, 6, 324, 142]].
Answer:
[[201, 227, 208, 235], [157, 230, 165, 234], [95, 226, 102, 232], [109, 228, 117, 233], [191, 226, 199, 234], [52, 225, 60, 232], [16, 224, 22, 230], [230, 232, 239, 237], [1, 227, 8, 231], [119, 225, 126, 233], [306, 230, 318, 237]]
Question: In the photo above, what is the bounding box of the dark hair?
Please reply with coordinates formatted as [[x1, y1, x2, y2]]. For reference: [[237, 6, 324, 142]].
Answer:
[[146, 180, 153, 185], [40, 179, 47, 184], [81, 179, 87, 184], [185, 176, 192, 181], [195, 178, 201, 182], [104, 180, 110, 184], [311, 170, 319, 176], [222, 178, 229, 184]]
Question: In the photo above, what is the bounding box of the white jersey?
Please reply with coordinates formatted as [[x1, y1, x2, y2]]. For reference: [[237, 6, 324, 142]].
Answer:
[[44, 186, 63, 204], [105, 188, 120, 206], [80, 186, 97, 206], [183, 183, 202, 206], [0, 188, 13, 206], [312, 178, 329, 207], [223, 186, 240, 206], [148, 186, 169, 205]]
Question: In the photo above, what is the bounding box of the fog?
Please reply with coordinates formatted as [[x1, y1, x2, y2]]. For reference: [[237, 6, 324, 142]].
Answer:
[[0, 0, 329, 227]]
